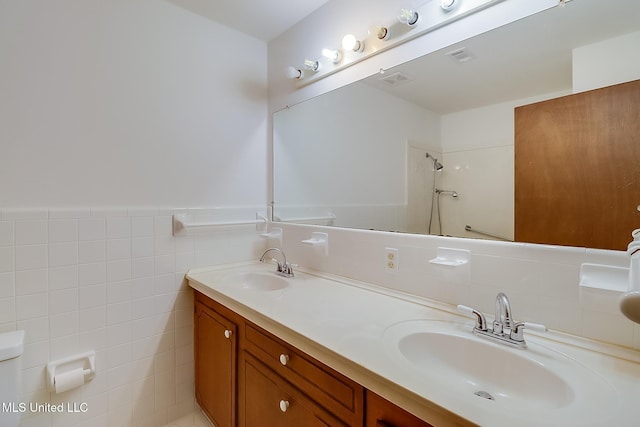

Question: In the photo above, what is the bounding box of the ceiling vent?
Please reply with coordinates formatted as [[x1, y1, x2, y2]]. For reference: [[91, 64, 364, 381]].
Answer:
[[446, 47, 475, 63], [379, 72, 414, 87]]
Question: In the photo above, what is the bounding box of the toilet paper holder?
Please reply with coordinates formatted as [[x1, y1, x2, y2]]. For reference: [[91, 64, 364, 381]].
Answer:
[[46, 350, 96, 392]]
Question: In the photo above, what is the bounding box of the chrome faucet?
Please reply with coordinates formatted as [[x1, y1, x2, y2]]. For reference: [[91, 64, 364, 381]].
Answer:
[[457, 292, 547, 348], [259, 248, 294, 278], [493, 292, 514, 334]]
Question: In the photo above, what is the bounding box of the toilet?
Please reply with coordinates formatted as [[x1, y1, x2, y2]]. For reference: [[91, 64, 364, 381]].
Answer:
[[0, 330, 25, 427]]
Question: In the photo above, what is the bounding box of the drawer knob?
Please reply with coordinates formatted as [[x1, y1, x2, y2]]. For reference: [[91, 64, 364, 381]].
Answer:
[[279, 400, 290, 413], [279, 354, 290, 366], [224, 329, 233, 339]]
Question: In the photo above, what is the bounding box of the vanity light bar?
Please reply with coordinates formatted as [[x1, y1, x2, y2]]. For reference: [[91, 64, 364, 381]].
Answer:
[[292, 0, 505, 87]]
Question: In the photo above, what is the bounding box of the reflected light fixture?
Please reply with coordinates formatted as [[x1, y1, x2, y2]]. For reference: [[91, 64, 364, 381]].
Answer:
[[285, 66, 303, 80], [321, 48, 342, 63], [371, 25, 390, 41], [441, 0, 458, 11], [341, 34, 365, 52], [398, 8, 419, 26], [303, 59, 320, 72]]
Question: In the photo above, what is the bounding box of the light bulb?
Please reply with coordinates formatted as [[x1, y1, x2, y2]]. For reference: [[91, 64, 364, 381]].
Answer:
[[303, 59, 320, 72], [341, 34, 364, 52], [321, 48, 342, 63], [285, 66, 303, 80], [398, 8, 419, 26]]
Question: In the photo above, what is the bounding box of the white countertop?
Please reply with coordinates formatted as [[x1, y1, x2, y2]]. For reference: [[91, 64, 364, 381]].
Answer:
[[187, 261, 640, 427]]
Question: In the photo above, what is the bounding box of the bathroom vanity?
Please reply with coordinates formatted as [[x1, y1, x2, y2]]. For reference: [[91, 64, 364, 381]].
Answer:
[[194, 290, 437, 427], [187, 262, 640, 427]]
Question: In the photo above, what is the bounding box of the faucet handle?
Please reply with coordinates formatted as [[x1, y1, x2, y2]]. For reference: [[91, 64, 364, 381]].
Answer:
[[510, 321, 547, 342], [278, 262, 295, 277], [457, 305, 488, 331], [523, 322, 547, 332]]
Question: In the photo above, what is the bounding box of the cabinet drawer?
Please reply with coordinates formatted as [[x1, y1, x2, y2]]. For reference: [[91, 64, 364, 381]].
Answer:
[[240, 353, 347, 427], [245, 323, 364, 425]]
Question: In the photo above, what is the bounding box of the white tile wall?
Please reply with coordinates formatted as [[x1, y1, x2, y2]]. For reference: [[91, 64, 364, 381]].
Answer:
[[277, 222, 640, 350], [0, 207, 265, 427], [4, 207, 635, 426]]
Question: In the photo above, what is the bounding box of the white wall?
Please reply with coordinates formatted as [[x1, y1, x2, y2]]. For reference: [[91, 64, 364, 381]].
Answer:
[[0, 1, 269, 426], [273, 82, 440, 231], [573, 31, 640, 93], [0, 0, 268, 208]]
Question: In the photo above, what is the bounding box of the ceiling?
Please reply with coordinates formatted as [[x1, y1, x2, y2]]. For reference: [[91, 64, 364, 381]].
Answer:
[[165, 0, 331, 41], [362, 0, 640, 114]]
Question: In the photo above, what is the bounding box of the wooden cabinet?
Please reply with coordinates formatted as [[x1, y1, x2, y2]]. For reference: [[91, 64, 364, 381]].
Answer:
[[242, 323, 363, 426], [365, 391, 434, 427], [194, 293, 240, 427], [194, 290, 468, 427], [240, 352, 347, 427]]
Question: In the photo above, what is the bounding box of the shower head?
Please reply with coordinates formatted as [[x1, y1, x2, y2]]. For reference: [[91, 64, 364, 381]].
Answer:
[[426, 152, 444, 171]]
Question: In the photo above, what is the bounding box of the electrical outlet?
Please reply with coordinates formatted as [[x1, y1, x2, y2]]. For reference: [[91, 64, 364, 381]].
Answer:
[[385, 247, 399, 273]]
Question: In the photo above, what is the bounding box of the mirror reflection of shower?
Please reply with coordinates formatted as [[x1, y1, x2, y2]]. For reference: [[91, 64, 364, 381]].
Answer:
[[425, 152, 458, 235], [433, 188, 458, 235], [436, 189, 458, 198], [425, 152, 442, 234], [426, 152, 443, 171]]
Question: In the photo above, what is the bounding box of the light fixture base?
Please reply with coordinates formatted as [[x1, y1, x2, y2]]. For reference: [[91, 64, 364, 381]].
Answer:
[[441, 0, 459, 11]]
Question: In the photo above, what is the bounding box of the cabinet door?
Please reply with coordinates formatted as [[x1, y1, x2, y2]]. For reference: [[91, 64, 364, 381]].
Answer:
[[240, 353, 347, 427], [195, 301, 237, 427], [365, 391, 433, 427]]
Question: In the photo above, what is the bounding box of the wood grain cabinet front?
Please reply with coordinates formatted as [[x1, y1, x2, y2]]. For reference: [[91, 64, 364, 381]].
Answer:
[[243, 323, 364, 426], [239, 352, 347, 427], [194, 293, 240, 427], [193, 290, 468, 427], [365, 390, 434, 427]]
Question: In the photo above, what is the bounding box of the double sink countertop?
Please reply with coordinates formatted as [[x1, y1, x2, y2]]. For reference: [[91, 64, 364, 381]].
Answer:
[[187, 261, 640, 427]]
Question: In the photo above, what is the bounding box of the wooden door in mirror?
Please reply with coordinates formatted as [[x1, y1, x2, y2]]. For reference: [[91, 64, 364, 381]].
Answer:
[[515, 79, 640, 250]]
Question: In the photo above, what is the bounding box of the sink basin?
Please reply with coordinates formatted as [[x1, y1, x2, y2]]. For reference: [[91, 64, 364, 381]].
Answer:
[[397, 325, 572, 408], [384, 320, 618, 422], [222, 272, 289, 291]]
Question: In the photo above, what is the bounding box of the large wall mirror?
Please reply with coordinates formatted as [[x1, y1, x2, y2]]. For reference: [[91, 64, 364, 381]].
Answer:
[[273, 0, 640, 250]]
